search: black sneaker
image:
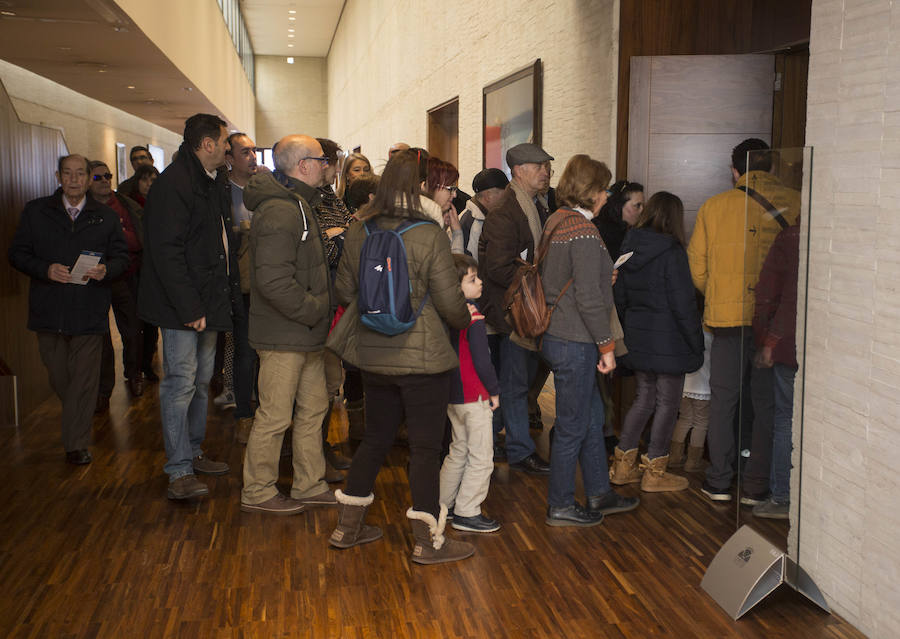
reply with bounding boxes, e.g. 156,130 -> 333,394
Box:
546,504 -> 603,527
586,490 -> 640,516
451,514 -> 501,533
701,481 -> 732,502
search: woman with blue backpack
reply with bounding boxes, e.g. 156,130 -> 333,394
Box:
326,149 -> 476,564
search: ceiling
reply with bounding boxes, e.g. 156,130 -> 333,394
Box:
0,0 -> 345,135
242,0 -> 344,57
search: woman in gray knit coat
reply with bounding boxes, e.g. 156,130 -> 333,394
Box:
540,155 -> 639,527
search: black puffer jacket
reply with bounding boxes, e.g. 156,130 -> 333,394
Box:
8,190 -> 129,335
138,142 -> 239,331
613,227 -> 703,374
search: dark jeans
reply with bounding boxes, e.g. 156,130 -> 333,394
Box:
345,370 -> 452,518
99,276 -> 142,396
37,333 -> 102,452
770,363 -> 797,503
705,328 -> 774,491
742,364 -> 775,495
618,370 -> 685,459
541,336 -> 612,508
233,294 -> 257,419
499,335 -> 539,463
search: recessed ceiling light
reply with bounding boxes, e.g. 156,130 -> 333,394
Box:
288,16 -> 295,20
1,11 -> 16,16
288,28 -> 294,32
287,57 -> 294,64
127,85 -> 135,89
287,44 -> 293,47
98,69 -> 107,73
288,34 -> 294,38
288,9 -> 296,14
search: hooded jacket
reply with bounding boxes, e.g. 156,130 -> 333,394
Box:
614,227 -> 704,374
326,206 -> 470,376
688,171 -> 801,327
9,189 -> 129,335
138,142 -> 239,331
243,172 -> 332,352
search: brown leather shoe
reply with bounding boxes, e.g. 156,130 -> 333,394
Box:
324,461 -> 345,483
167,474 -> 209,500
241,493 -> 306,515
128,376 -> 144,397
192,454 -> 229,475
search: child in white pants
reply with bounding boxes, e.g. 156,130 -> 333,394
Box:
439,255 -> 501,533
670,329 -> 712,471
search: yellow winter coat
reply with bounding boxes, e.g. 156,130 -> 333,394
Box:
687,171 -> 800,327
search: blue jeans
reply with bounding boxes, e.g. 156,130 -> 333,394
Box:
499,335 -> 538,463
542,336 -> 612,508
159,328 -> 217,481
770,363 -> 797,503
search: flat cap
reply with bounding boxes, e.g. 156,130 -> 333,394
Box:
506,143 -> 553,167
472,168 -> 510,193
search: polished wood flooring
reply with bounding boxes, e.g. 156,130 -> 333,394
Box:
0,363 -> 864,638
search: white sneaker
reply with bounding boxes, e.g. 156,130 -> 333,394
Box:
213,389 -> 236,409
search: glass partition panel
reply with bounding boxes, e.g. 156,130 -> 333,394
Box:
736,147 -> 812,563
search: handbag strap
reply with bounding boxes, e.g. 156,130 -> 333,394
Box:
736,185 -> 789,229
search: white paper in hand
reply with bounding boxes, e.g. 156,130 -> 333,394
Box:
614,251 -> 634,269
69,250 -> 102,285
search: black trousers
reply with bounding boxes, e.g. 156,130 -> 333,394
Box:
344,370 -> 452,518
99,275 -> 142,396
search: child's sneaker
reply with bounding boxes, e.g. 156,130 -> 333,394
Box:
451,513 -> 501,533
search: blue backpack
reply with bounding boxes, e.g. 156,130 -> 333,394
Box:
358,219 -> 431,335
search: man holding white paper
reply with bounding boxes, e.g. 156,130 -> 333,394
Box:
8,153 -> 129,465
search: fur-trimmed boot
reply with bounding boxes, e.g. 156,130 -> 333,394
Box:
407,504 -> 475,565
684,446 -> 708,472
609,447 -> 643,485
668,439 -> 686,468
639,454 -> 689,492
329,490 -> 383,549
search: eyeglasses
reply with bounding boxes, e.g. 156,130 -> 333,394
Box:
92,173 -> 113,181
302,156 -> 330,165
441,185 -> 458,195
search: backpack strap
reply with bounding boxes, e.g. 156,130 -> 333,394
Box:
736,185 -> 789,229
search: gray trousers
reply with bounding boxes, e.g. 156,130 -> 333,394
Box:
37,332 -> 103,452
704,328 -> 774,492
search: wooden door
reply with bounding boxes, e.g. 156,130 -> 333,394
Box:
627,54 -> 774,236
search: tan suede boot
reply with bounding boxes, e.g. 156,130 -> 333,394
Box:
609,447 -> 643,485
236,417 -> 253,445
407,505 -> 475,565
329,490 -> 382,549
668,439 -> 686,468
640,454 -> 689,492
684,446 -> 708,472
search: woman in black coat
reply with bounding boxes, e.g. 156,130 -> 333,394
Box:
609,192 -> 703,492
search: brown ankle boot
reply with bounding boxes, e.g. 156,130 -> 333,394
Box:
640,454 -> 689,492
346,400 -> 365,444
407,505 -> 475,565
668,439 -> 686,468
329,490 -> 382,549
236,417 -> 253,445
684,445 -> 708,472
609,447 -> 643,485
324,460 -> 345,483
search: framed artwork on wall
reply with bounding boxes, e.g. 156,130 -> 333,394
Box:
482,59 -> 542,175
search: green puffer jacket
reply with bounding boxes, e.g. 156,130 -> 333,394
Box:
327,208 -> 470,375
244,172 -> 332,352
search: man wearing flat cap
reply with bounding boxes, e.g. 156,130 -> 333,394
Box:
477,142 -> 553,475
460,168 -> 509,261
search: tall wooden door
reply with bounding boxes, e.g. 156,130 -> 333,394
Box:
627,54 -> 774,236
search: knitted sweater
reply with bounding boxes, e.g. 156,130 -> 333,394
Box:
541,208 -> 614,351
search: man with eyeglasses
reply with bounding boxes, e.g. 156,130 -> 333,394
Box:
118,145 -> 154,200
88,160 -> 146,407
139,113 -> 239,500
239,134 -> 337,515
9,154 -> 129,465
478,142 -> 555,475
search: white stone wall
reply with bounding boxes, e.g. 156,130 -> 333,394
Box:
254,55 -> 328,148
326,0 -> 619,190
803,1 -> 900,637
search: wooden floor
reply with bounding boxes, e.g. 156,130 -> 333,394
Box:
0,365 -> 864,639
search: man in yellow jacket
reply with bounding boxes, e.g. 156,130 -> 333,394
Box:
688,139 -> 800,503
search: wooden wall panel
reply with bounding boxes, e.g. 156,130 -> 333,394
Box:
0,78 -> 68,423
617,0 -> 812,177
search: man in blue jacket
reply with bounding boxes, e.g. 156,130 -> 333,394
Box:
139,113 -> 240,500
9,154 -> 129,465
